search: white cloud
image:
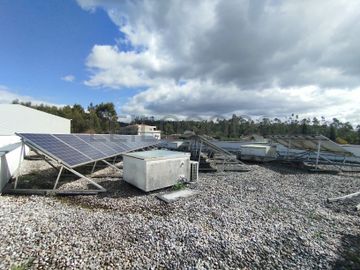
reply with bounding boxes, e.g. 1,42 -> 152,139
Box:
84,45 -> 173,88
61,75 -> 76,82
77,0 -> 360,123
122,81 -> 360,124
0,85 -> 62,107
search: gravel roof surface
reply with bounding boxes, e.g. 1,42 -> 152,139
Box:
1,158 -> 360,269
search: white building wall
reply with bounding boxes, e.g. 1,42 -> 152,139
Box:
138,131 -> 161,140
0,136 -> 31,193
137,124 -> 161,139
0,104 -> 71,192
0,144 -> 25,193
0,104 -> 71,135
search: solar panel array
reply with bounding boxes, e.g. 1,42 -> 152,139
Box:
267,135 -> 352,156
17,133 -> 160,168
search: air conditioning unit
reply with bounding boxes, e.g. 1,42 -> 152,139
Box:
189,161 -> 199,182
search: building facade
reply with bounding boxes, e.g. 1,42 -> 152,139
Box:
0,104 -> 71,135
0,104 -> 71,193
137,124 -> 161,139
119,124 -> 161,140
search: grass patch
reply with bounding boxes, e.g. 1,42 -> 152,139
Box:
313,231 -> 323,239
10,257 -> 35,270
56,197 -> 102,211
268,206 -> 280,214
172,182 -> 186,191
308,210 -> 323,221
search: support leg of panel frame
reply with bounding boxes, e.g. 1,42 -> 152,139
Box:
102,159 -> 122,171
113,156 -> 117,165
31,149 -> 59,172
328,190 -> 360,202
14,142 -> 25,189
343,157 -> 347,164
286,139 -> 291,160
91,161 -> 97,174
222,155 -> 226,172
66,167 -> 106,192
53,166 -> 64,190
198,141 -> 203,164
44,157 -> 60,172
315,140 -> 321,170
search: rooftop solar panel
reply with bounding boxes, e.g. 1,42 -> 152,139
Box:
93,135 -> 127,153
267,134 -> 352,156
54,134 -> 106,160
109,135 -> 133,151
19,133 -> 91,167
75,134 -> 118,156
17,133 -> 160,168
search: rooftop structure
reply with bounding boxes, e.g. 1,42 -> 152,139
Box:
9,133 -> 160,194
0,104 -> 71,193
119,124 -> 161,140
123,150 -> 193,192
0,104 -> 71,135
267,135 -> 351,156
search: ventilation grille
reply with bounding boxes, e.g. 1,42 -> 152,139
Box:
190,161 -> 199,181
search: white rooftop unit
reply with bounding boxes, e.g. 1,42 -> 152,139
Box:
165,140 -> 185,150
240,144 -> 277,162
123,150 -> 191,192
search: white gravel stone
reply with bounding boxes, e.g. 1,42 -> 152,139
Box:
0,159 -> 359,269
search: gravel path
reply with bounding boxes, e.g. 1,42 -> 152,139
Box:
0,159 -> 359,269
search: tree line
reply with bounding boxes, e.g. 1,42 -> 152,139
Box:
12,100 -> 360,144
134,114 -> 360,144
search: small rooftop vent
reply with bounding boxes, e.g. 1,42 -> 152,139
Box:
190,161 -> 199,182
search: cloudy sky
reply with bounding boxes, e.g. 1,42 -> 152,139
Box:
1,0 -> 360,122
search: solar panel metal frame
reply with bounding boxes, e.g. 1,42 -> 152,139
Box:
12,137 -> 108,193
16,133 -> 161,168
12,133 -> 159,195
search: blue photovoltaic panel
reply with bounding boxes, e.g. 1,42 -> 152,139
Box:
17,133 -> 160,168
19,133 -> 91,167
112,135 -> 134,151
114,135 -> 153,151
75,134 -> 118,156
94,135 -> 129,152
54,134 -> 106,160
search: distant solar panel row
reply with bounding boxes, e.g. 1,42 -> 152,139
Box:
17,133 -> 160,168
267,135 -> 352,156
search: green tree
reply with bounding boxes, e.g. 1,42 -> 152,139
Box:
70,104 -> 87,133
329,125 -> 337,141
94,102 -> 118,133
